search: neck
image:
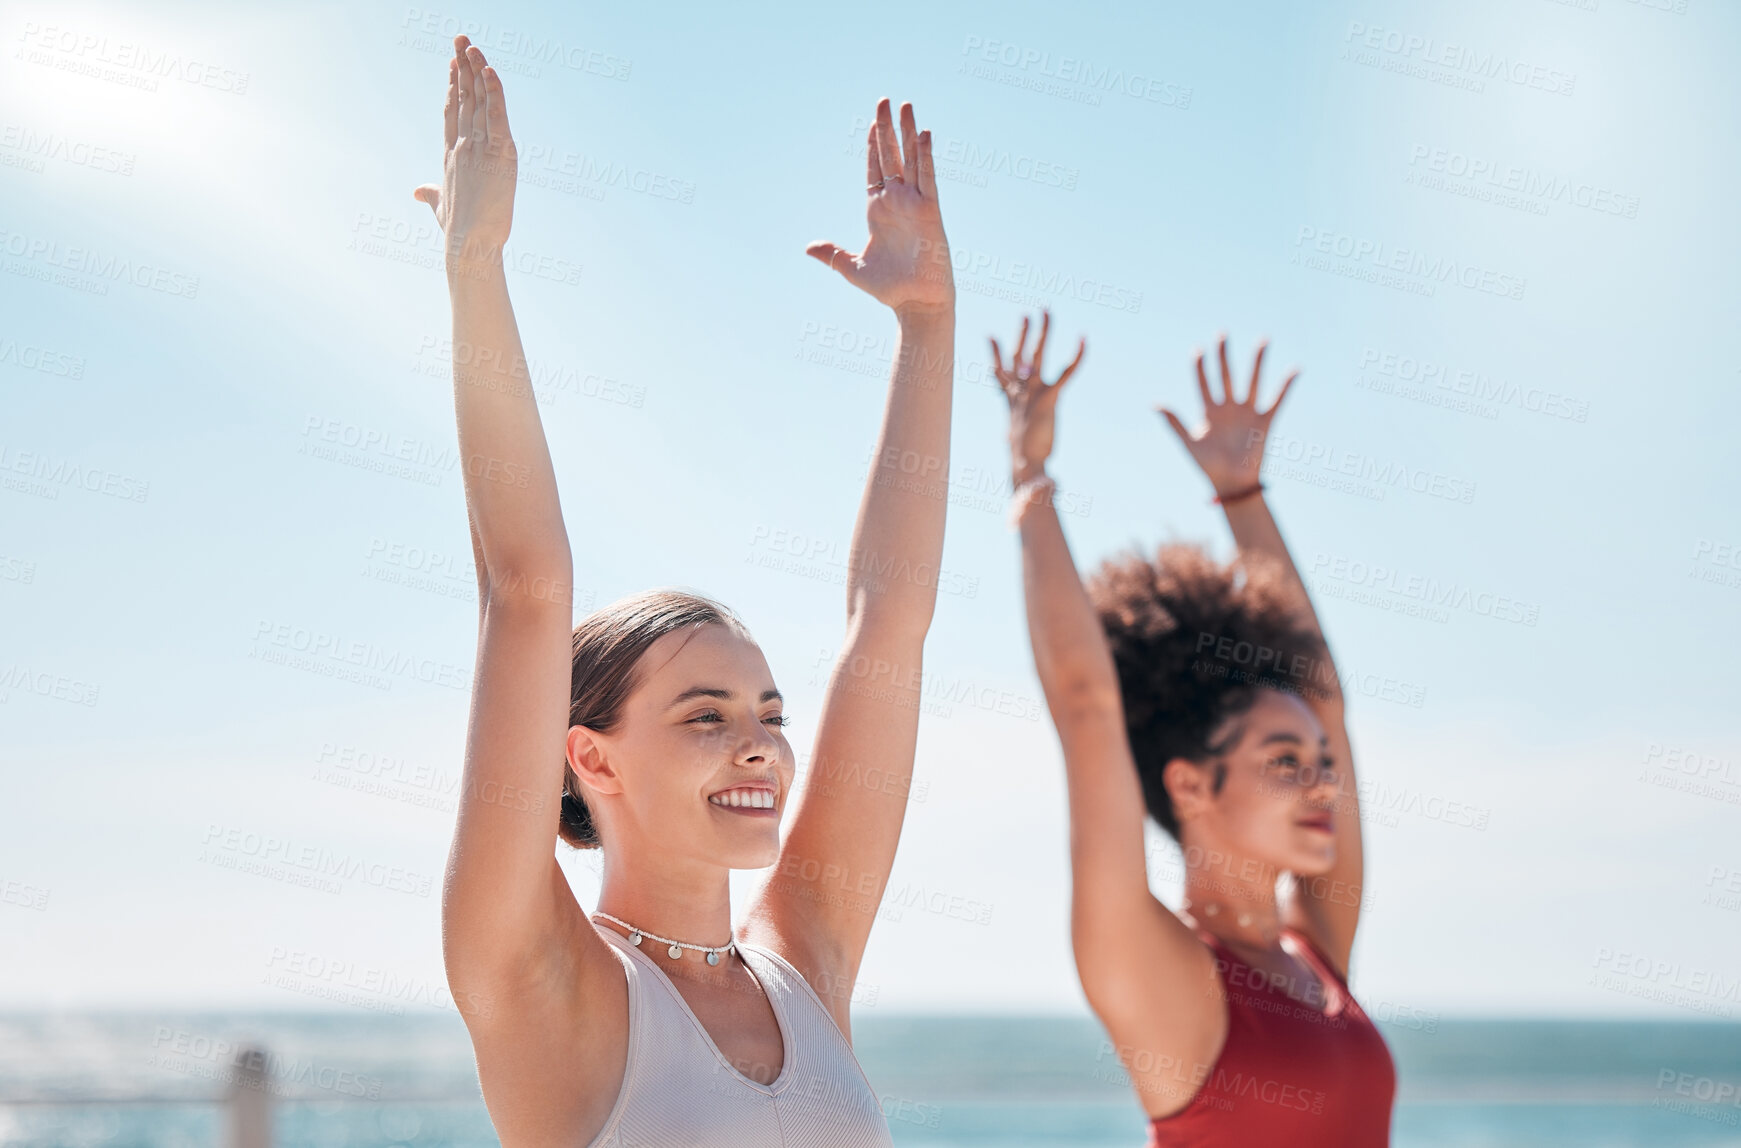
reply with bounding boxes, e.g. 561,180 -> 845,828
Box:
592,844 -> 736,952
1178,842 -> 1284,950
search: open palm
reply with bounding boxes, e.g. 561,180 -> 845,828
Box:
1158,335 -> 1298,496
807,99 -> 953,313
991,311 -> 1086,479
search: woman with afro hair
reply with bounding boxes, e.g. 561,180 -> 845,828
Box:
991,314 -> 1396,1146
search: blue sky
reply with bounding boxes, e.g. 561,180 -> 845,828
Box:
3,0 -> 1737,1018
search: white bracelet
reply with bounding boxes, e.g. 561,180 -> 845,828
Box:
1007,475 -> 1056,530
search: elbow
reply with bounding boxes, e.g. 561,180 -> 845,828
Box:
1048,675 -> 1123,722
482,550 -> 577,612
846,588 -> 937,645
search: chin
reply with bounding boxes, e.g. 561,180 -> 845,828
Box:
712,836 -> 781,871
1288,845 -> 1337,878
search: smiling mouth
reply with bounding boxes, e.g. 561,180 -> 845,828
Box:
708,787 -> 777,814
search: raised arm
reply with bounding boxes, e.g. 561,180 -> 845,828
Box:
1158,336 -> 1366,976
744,100 -> 954,1031
995,314 -> 1225,1117
414,38 -> 601,1016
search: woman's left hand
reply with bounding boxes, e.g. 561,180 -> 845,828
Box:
1158,335 -> 1298,497
807,99 -> 954,316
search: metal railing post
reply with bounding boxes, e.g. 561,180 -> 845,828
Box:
225,1044 -> 272,1148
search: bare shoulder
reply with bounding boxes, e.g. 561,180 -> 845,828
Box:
460,873 -> 634,1148
736,912 -> 856,1039
1089,917 -> 1229,1120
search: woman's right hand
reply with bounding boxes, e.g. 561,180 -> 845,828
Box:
413,35 -> 517,259
991,310 -> 1086,482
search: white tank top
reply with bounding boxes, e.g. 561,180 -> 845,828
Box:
584,928 -> 895,1147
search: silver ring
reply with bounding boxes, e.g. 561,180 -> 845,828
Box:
885,173 -> 904,183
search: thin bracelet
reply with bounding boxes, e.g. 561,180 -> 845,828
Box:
1212,481 -> 1264,506
1007,475 -> 1056,530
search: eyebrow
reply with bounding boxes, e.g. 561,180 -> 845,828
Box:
665,686 -> 783,709
1258,732 -> 1330,747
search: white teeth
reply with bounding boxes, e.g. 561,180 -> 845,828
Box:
710,788 -> 773,809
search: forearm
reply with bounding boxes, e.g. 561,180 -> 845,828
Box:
1221,493 -> 1337,683
1016,501 -> 1156,926
844,304 -> 955,637
1016,473 -> 1121,705
447,249 -> 573,600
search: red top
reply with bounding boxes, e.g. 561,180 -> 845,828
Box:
1144,926 -> 1396,1147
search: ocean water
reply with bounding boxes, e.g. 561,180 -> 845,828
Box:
2,1014 -> 1739,1148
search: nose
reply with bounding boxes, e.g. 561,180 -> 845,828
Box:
735,719 -> 781,767
1303,765 -> 1340,798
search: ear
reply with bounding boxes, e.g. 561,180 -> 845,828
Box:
1162,757 -> 1214,824
567,726 -> 623,797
